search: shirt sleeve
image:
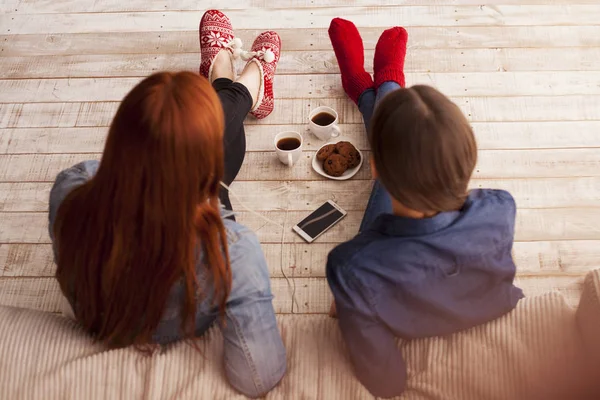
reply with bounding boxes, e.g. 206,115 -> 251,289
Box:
219,231 -> 287,398
48,160 -> 100,243
327,255 -> 407,398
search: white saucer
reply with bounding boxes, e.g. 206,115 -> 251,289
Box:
312,141 -> 364,181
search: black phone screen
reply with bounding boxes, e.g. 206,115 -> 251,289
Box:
297,202 -> 345,239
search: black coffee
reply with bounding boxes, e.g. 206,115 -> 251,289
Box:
311,112 -> 336,126
277,137 -> 301,151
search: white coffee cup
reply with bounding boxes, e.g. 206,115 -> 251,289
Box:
274,131 -> 303,167
309,106 -> 341,141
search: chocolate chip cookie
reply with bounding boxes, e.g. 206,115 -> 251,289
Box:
323,153 -> 349,177
316,143 -> 336,162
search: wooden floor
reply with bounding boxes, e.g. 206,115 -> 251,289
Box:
1,1 -> 600,314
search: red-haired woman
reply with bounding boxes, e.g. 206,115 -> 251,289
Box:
48,10 -> 285,398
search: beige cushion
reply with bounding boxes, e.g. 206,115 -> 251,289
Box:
0,287 -> 596,400
577,270 -> 600,384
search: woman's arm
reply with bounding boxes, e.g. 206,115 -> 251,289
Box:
219,230 -> 286,398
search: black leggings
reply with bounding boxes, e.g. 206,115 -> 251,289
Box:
213,78 -> 253,220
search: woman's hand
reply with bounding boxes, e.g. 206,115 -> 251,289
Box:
329,301 -> 338,318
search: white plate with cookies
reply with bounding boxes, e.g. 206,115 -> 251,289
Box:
312,140 -> 364,181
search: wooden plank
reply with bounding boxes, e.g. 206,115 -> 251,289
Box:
2,207 -> 600,244
2,177 -> 600,213
0,278 -> 64,313
5,72 -> 600,103
0,102 -> 86,128
460,95 -> 600,122
4,26 -> 600,58
306,5 -> 600,28
3,121 -> 600,155
0,152 -> 373,181
2,6 -> 599,34
0,210 -> 362,244
0,244 -> 56,277
0,274 -> 585,314
0,127 -> 109,154
2,148 -> 600,183
513,241 -> 600,275
3,48 -> 600,79
2,96 -> 600,130
3,240 -> 600,279
516,208 -> 600,241
4,0 -> 598,14
0,0 -> 19,13
468,121 -> 600,150
0,182 -> 52,212
469,177 -> 600,209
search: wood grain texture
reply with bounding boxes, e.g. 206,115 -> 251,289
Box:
1,0 -> 599,316
3,121 -> 600,154
2,96 -> 600,131
4,26 -> 600,58
2,207 -> 600,245
3,48 -> 600,80
1,210 -> 364,244
3,240 -> 600,279
0,152 -> 375,181
5,72 -> 600,104
2,177 -> 600,213
2,148 -> 599,183
0,274 -> 585,314
4,0 -> 598,14
2,6 -> 599,34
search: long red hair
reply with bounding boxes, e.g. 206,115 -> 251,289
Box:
54,72 -> 231,348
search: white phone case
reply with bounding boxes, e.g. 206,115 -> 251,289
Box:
292,200 -> 347,243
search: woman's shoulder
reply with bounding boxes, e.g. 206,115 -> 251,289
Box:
49,160 -> 100,240
50,161 -> 100,207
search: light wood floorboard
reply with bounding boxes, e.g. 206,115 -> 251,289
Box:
0,2 -> 599,315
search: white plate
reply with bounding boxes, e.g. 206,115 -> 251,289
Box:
312,141 -> 364,181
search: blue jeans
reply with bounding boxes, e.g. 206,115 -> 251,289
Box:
358,81 -> 402,232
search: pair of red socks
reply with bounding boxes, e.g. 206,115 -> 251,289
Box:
328,18 -> 408,104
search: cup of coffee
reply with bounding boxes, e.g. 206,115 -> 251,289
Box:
309,106 -> 341,141
274,131 -> 303,167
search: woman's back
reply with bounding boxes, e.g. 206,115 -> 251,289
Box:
48,71 -> 286,397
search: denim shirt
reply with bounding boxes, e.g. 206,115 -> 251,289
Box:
326,189 -> 524,398
48,161 -> 286,397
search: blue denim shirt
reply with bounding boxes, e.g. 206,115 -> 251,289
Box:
48,161 -> 286,397
326,189 -> 524,398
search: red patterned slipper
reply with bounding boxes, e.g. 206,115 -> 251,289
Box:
199,9 -> 243,81
241,31 -> 281,119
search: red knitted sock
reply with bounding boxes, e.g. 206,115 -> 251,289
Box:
374,27 -> 408,88
328,18 -> 374,105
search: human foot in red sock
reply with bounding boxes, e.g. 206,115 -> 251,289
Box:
374,27 -> 408,88
328,18 -> 374,105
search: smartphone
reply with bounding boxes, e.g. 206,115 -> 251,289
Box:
293,200 -> 347,243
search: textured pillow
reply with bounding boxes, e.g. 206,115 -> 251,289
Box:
0,291 -> 594,399
400,293 -> 590,400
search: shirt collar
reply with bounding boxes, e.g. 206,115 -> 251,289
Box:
370,209 -> 462,237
